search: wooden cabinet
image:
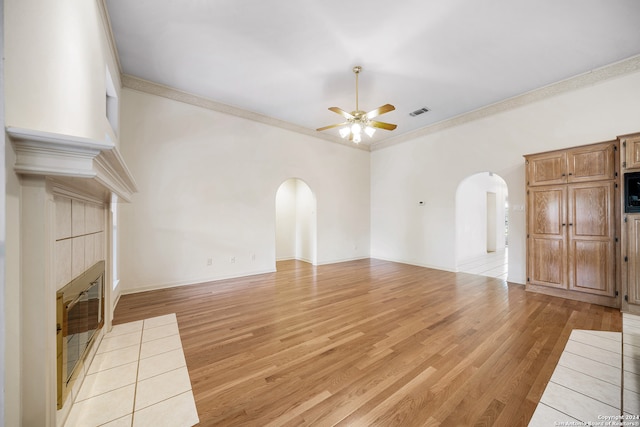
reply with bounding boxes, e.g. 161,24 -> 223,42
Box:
626,215 -> 640,305
621,133 -> 640,170
621,132 -> 640,313
528,182 -> 615,296
525,141 -> 619,307
527,141 -> 616,186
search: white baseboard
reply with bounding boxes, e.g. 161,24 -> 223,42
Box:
368,255 -> 457,272
120,268 -> 277,295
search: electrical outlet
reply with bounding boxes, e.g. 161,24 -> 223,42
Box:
230,256 -> 236,264
251,253 -> 256,261
207,258 -> 212,266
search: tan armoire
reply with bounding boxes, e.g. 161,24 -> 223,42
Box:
524,140 -> 620,308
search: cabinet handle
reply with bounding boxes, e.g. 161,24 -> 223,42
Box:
562,223 -> 566,226
568,173 -> 573,176
561,173 -> 566,177
569,223 -> 573,226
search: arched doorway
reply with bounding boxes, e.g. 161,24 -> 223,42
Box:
275,178 -> 317,267
455,172 -> 509,279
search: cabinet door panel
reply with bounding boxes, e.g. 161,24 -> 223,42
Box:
568,182 -> 615,296
627,215 -> 640,304
628,216 -> 640,305
570,184 -> 611,238
569,240 -> 613,295
527,153 -> 566,186
528,186 -> 567,288
530,187 -> 565,235
625,135 -> 640,170
530,238 -> 565,288
568,142 -> 615,183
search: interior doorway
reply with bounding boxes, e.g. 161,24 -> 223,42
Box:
275,178 -> 317,267
455,172 -> 509,280
486,192 -> 497,252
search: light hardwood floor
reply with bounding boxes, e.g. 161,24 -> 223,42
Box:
113,259 -> 622,426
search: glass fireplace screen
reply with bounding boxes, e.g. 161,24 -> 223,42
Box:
56,260 -> 105,408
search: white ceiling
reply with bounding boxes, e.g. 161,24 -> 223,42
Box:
105,0 -> 640,145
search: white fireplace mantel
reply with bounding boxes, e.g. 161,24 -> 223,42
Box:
7,126 -> 138,201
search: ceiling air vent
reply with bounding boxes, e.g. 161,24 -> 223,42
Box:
409,107 -> 430,117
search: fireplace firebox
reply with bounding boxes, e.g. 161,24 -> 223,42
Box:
56,261 -> 105,409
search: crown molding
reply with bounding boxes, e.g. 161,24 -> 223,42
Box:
121,55 -> 640,154
370,54 -> 640,151
121,74 -> 370,152
7,127 -> 138,202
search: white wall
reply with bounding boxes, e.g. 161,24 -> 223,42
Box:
4,0 -> 121,144
118,89 -> 370,292
0,0 -> 5,421
371,70 -> 640,284
456,172 -> 508,263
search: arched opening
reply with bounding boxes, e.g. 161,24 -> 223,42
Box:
275,178 -> 317,268
455,172 -> 509,280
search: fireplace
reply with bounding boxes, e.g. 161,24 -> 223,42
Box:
6,127 -> 137,425
56,260 -> 105,409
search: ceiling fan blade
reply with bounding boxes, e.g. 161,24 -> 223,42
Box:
316,122 -> 349,132
366,104 -> 395,119
328,107 -> 354,120
370,120 -> 397,131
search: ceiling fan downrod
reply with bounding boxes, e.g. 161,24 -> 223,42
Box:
353,65 -> 361,112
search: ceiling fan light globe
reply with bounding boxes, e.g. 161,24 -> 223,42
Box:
339,127 -> 350,138
353,133 -> 361,143
365,126 -> 376,137
351,123 -> 362,135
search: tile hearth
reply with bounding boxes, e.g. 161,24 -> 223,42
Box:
64,314 -> 199,427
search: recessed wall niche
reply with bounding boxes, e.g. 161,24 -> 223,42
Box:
275,178 -> 317,264
105,66 -> 119,135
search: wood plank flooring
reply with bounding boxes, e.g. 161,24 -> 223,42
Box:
113,259 -> 622,426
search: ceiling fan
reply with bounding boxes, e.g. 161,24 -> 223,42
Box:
316,66 -> 397,143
